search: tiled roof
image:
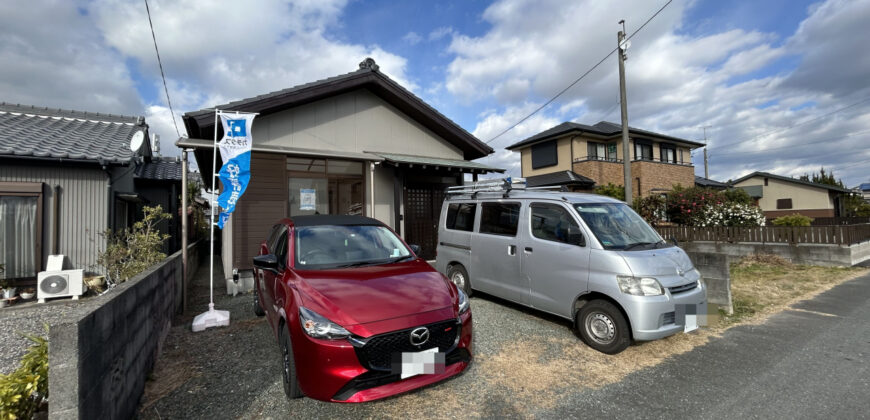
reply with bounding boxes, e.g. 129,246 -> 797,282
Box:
525,170 -> 595,188
136,158 -> 184,181
694,176 -> 729,189
181,58 -> 493,160
0,102 -> 148,164
506,121 -> 704,150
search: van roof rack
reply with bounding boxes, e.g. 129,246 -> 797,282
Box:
446,177 -> 562,198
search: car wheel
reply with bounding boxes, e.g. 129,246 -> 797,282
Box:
447,264 -> 472,297
279,325 -> 303,399
253,292 -> 265,317
576,300 -> 630,354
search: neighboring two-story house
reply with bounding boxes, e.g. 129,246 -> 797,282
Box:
730,171 -> 850,218
506,121 -> 704,198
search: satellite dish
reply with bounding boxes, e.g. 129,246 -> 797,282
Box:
129,130 -> 145,152
619,39 -> 631,51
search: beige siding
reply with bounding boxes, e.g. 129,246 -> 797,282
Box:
369,164 -> 395,227
520,137 -> 572,176
253,90 -> 463,160
734,176 -> 834,211
0,164 -> 108,273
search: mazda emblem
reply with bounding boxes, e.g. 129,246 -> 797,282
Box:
409,327 -> 430,346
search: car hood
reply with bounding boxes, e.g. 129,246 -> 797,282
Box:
617,246 -> 696,287
296,259 -> 455,326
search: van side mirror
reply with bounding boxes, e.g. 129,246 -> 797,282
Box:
567,225 -> 586,247
668,237 -> 679,247
253,254 -> 278,270
409,244 -> 422,255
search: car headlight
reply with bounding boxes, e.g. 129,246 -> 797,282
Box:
298,307 -> 350,339
457,289 -> 470,314
617,275 -> 664,296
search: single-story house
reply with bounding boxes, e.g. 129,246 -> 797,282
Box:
695,175 -> 728,190
730,171 -> 851,218
505,121 -> 704,198
0,102 -> 182,286
177,58 -> 502,275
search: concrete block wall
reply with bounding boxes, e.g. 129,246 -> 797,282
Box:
680,241 -> 861,267
685,251 -> 732,314
49,241 -> 203,419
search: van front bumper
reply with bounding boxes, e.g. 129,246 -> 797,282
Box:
621,282 -> 707,341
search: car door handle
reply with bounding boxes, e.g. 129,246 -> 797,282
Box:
508,245 -> 516,256
524,247 -> 533,253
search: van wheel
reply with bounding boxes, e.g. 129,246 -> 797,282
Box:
280,326 -> 303,399
447,264 -> 472,297
576,300 -> 630,354
253,292 -> 265,317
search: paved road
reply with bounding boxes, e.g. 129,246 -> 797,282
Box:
141,265 -> 870,419
555,272 -> 870,419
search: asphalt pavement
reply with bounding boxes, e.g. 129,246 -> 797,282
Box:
554,271 -> 870,419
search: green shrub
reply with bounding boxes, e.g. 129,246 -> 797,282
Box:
98,205 -> 171,285
0,327 -> 48,419
633,195 -> 666,225
594,183 -> 625,201
772,213 -> 813,227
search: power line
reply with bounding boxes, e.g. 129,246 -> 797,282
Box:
707,96 -> 870,151
485,0 -> 674,145
144,0 -> 182,138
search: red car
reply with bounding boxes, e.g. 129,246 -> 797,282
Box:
252,215 -> 472,402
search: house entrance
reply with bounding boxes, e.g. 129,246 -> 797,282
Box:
403,183 -> 447,260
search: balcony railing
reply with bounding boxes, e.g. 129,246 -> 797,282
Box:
574,156 -> 692,166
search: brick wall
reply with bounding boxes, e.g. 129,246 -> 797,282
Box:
573,160 -> 624,186
631,161 -> 695,198
573,160 -> 695,197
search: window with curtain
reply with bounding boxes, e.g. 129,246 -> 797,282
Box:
0,196 -> 39,280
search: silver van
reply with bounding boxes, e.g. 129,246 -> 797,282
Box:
435,179 -> 706,354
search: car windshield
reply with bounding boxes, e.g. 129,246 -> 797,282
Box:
572,203 -> 667,251
295,225 -> 413,269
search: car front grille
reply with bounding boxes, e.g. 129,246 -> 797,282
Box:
662,311 -> 675,325
353,319 -> 460,371
669,281 -> 698,295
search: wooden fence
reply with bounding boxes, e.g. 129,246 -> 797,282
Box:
657,224 -> 870,245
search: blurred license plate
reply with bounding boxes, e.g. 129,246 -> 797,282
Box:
393,347 -> 446,379
677,302 -> 705,333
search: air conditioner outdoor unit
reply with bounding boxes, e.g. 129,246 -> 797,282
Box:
37,255 -> 84,303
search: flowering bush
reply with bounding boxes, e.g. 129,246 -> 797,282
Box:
695,202 -> 766,227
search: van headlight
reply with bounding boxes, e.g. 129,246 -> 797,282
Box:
617,275 -> 664,296
299,307 -> 350,339
457,289 -> 470,314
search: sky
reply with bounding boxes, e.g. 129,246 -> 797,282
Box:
1,0 -> 869,186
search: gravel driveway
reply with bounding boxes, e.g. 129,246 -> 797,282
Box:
139,258 -> 720,419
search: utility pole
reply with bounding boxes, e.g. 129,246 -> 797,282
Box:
701,125 -> 712,179
618,20 -> 631,201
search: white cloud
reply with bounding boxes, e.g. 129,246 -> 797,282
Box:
429,26 -> 454,41
403,31 -> 423,45
443,0 -> 870,186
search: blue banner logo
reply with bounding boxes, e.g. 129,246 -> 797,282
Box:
215,113 -> 256,229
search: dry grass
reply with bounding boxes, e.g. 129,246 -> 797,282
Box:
380,258 -> 867,418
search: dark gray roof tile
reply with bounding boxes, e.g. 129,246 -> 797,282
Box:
0,102 -> 148,164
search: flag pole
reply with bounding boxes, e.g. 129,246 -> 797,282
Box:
192,108 -> 231,332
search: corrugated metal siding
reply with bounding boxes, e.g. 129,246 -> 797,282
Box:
0,164 -> 108,272
232,153 -> 287,270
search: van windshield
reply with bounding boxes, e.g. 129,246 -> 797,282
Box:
572,203 -> 667,250
295,225 -> 413,269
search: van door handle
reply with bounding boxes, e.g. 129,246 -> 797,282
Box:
508,245 -> 516,256
524,247 -> 533,253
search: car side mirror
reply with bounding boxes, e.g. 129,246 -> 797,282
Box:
253,254 -> 278,270
567,225 -> 586,247
409,244 -> 422,255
